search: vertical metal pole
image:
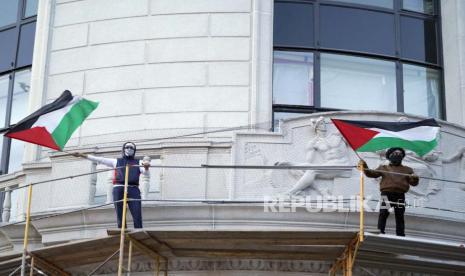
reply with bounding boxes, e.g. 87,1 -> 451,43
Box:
29,257 -> 34,276
21,184 -> 33,276
359,170 -> 365,242
127,240 -> 133,275
156,256 -> 160,276
117,164 -> 130,276
347,244 -> 353,276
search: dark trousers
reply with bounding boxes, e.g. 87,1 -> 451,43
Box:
378,192 -> 405,236
113,185 -> 142,228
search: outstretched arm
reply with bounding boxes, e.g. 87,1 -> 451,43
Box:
358,160 -> 383,178
73,153 -> 117,168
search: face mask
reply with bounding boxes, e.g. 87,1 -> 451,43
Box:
124,147 -> 135,157
388,154 -> 403,166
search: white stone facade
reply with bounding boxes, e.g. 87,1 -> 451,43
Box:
0,0 -> 464,275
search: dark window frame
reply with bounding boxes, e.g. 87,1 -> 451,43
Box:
272,0 -> 445,128
0,0 -> 37,176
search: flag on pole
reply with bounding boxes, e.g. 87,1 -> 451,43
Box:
331,118 -> 440,157
3,90 -> 98,151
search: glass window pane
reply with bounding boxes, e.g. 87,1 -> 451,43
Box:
25,0 -> 39,18
273,1 -> 314,47
401,16 -> 437,63
10,69 -> 31,125
0,138 -> 3,173
0,75 -> 9,128
0,29 -> 17,73
402,0 -> 435,15
320,6 -> 395,56
0,0 -> 19,28
321,54 -> 397,112
327,0 -> 393,9
8,139 -> 25,173
16,22 -> 36,68
403,64 -> 441,118
273,112 -> 310,129
273,51 -> 314,106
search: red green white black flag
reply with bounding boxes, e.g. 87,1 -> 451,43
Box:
331,118 -> 440,157
3,90 -> 98,151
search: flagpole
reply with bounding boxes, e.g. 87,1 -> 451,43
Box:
358,166 -> 365,242
117,164 -> 130,276
21,184 -> 33,276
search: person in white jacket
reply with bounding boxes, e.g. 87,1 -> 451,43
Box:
75,142 -> 149,228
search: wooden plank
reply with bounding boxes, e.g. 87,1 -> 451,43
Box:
160,238 -> 353,247
127,236 -> 168,262
172,248 -> 341,260
30,254 -> 71,276
147,230 -> 357,240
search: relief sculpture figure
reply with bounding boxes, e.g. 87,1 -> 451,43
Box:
275,117 -> 351,195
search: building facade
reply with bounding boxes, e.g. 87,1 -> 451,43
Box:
0,0 -> 464,275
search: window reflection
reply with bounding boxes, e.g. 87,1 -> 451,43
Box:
321,54 -> 397,112
10,69 -> 31,125
402,0 -> 435,15
0,29 -> 17,73
16,22 -> 36,68
7,139 -> 25,173
25,0 -> 39,18
0,0 -> 19,28
320,5 -> 395,56
273,51 -> 314,106
327,0 -> 393,9
403,64 -> 441,118
401,16 -> 437,64
273,1 -> 314,47
0,75 -> 9,128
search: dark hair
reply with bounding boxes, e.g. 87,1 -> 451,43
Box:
386,147 -> 405,159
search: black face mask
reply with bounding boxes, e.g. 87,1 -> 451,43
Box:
388,155 -> 403,166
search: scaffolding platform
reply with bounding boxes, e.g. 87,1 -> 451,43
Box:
1,230 -> 464,275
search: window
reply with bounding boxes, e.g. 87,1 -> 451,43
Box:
10,69 -> 31,125
0,75 -> 9,128
402,0 -> 435,15
0,0 -> 19,28
0,0 -> 37,175
273,1 -> 314,48
403,64 -> 441,118
327,0 -> 393,9
273,51 -> 314,106
400,16 -> 437,64
25,0 -> 39,18
272,0 -> 443,124
0,29 -> 17,72
320,5 -> 395,56
16,22 -> 36,68
321,54 -> 397,112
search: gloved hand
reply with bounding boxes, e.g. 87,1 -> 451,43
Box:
358,159 -> 368,170
408,174 -> 419,184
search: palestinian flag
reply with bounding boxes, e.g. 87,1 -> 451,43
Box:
3,90 -> 98,151
331,118 -> 440,157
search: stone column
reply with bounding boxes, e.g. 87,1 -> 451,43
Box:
2,188 -> 11,223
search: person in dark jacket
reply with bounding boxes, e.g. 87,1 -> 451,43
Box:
359,147 -> 419,236
74,142 -> 149,228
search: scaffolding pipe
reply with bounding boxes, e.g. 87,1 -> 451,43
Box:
117,164 -> 130,276
21,184 -> 33,276
127,241 -> 133,275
